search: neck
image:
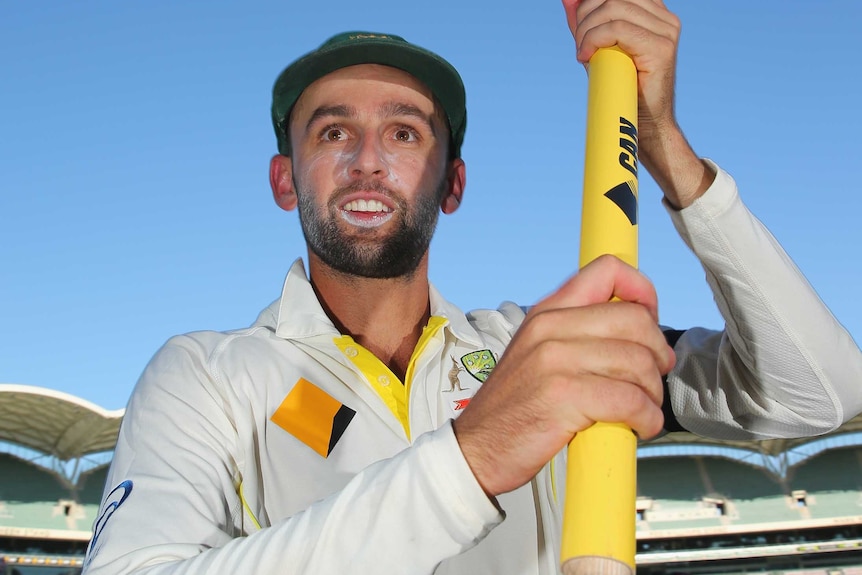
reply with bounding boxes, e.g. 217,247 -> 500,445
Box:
308,253 -> 432,381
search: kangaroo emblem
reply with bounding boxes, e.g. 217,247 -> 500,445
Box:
445,356 -> 469,392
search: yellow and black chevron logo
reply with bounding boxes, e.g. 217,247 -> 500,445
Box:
271,378 -> 356,458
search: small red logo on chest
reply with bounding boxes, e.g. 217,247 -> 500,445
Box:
453,398 -> 471,411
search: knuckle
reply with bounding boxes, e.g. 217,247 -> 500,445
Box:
620,382 -> 650,413
520,310 -> 552,343
620,1 -> 639,20
627,390 -> 662,434
630,301 -> 654,323
533,338 -> 567,367
545,373 -> 573,407
658,35 -> 677,56
630,23 -> 651,44
629,343 -> 657,372
616,301 -> 655,331
595,253 -> 620,267
667,13 -> 681,34
643,408 -> 666,439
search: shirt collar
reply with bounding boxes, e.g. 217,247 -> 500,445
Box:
253,258 -> 484,347
428,283 -> 484,347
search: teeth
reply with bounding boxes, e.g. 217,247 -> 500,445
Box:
344,199 -> 391,213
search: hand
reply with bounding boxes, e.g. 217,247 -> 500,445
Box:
562,0 -> 680,142
452,255 -> 675,497
561,0 -> 714,208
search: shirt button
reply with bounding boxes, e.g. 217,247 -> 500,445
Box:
377,375 -> 391,387
344,346 -> 358,358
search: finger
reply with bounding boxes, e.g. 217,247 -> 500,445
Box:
531,320 -> 673,405
536,335 -> 667,406
533,255 -> 659,319
578,19 -> 678,66
565,372 -> 665,439
574,0 -> 680,62
560,0 -> 581,37
576,0 -> 678,35
515,305 -> 676,376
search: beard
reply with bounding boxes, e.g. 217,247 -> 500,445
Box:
294,176 -> 447,279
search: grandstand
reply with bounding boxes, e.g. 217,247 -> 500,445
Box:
0,385 -> 120,575
637,423 -> 862,574
1,383 -> 861,575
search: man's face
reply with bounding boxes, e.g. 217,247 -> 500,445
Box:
287,64 -> 453,279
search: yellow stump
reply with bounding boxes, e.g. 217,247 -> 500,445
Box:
560,46 -> 639,575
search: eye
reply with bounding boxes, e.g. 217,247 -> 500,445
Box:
324,127 -> 346,142
394,128 -> 418,143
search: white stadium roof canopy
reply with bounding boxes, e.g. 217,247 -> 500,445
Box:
646,412 -> 862,457
0,384 -> 124,461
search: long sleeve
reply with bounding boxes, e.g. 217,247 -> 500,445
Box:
664,160 -> 862,440
82,334 -> 502,575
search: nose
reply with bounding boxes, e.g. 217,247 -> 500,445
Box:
348,132 -> 389,180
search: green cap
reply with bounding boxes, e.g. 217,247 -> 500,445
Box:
271,31 -> 466,158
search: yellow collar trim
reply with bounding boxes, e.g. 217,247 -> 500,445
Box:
333,316 -> 448,440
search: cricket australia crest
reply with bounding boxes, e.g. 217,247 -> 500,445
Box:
460,350 -> 497,383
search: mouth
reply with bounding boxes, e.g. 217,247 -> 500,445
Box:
339,195 -> 396,228
342,198 -> 392,214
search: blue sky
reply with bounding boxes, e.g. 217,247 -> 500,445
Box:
2,1 -> 861,410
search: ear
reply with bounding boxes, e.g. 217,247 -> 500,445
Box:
270,154 -> 297,211
440,158 -> 466,215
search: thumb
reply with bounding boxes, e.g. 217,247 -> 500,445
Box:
533,255 -> 660,322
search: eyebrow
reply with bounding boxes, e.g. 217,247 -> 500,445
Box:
304,104 -> 356,133
379,102 -> 438,137
303,101 -> 438,137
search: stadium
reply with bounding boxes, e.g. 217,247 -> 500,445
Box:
1,383 -> 861,575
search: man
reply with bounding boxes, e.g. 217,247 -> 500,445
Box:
83,1 -> 862,574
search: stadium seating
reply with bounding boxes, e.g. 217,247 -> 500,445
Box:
3,386 -> 862,574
